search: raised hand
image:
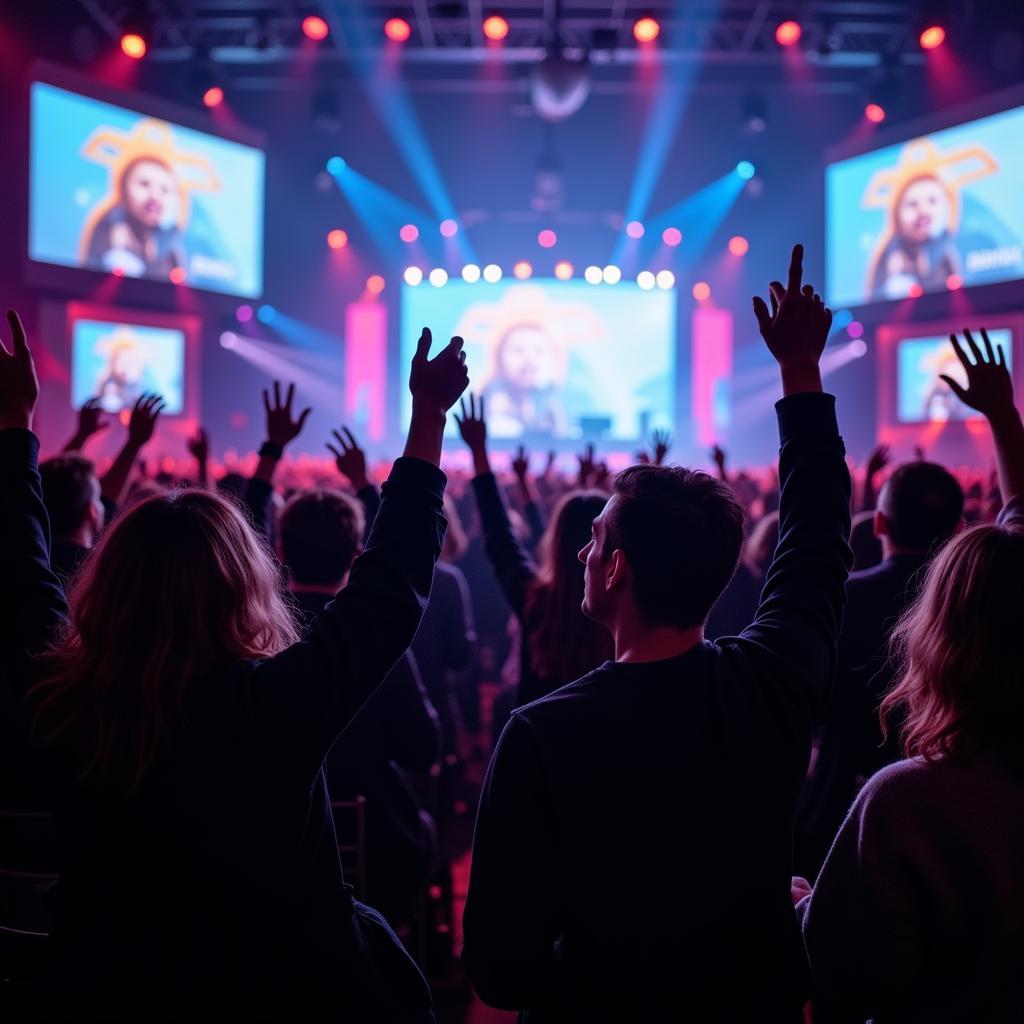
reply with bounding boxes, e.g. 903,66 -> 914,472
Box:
187,427 -> 210,463
512,445 -> 529,483
594,461 -> 611,489
752,244 -> 832,395
409,327 -> 469,413
635,450 -> 651,465
128,393 -> 166,449
263,381 -> 311,448
327,426 -> 369,489
651,429 -> 672,466
578,442 -> 596,486
940,328 -> 1015,422
865,444 -> 890,480
0,309 -> 38,431
455,394 -> 487,454
79,397 -> 109,440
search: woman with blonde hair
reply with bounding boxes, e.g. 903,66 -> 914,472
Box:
798,329 -> 1024,1022
0,313 -> 468,1020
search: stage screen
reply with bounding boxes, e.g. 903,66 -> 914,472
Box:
827,103 -> 1024,307
30,80 -> 264,297
897,329 -> 1013,424
71,317 -> 186,416
400,280 -> 676,441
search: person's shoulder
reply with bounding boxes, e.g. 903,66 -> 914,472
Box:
512,664 -> 614,723
856,757 -> 942,812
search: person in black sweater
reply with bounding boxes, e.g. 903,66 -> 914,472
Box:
462,246 -> 852,1022
276,486 -> 441,926
0,314 -> 468,1020
796,459 -> 964,877
455,396 -> 614,707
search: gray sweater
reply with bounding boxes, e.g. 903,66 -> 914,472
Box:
800,754 -> 1024,1023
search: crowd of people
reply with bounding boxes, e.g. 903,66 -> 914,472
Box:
2,244 -> 1023,1022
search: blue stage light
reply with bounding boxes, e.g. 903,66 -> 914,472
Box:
326,156 -> 346,176
833,309 -> 854,330
257,304 -> 277,324
736,160 -> 756,180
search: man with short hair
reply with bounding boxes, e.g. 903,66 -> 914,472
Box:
40,455 -> 106,582
463,246 -> 851,1021
796,459 -> 964,876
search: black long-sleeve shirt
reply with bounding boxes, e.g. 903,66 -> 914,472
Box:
462,393 -> 852,1022
0,428 -> 446,1016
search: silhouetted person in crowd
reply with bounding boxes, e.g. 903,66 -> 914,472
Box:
462,246 -> 852,1021
40,394 -> 165,582
276,485 -> 440,926
797,458 -> 964,876
0,311 -> 467,1020
455,395 -> 614,707
798,328 -> 1024,1023
706,509 -> 780,639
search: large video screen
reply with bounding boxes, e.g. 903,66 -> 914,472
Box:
30,80 -> 264,298
72,317 -> 186,416
897,329 -> 1013,423
827,104 -> 1024,307
400,280 -> 676,441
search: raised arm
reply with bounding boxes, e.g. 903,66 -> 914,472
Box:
242,381 -> 311,537
739,245 -> 853,715
457,394 -> 538,618
186,427 -> 210,488
0,309 -> 69,686
62,397 -> 108,453
941,328 -> 1024,507
100,393 -> 165,506
512,445 -> 546,547
250,328 -> 468,753
860,444 -> 890,512
328,425 -> 380,541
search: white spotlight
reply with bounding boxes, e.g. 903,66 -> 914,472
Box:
602,265 -> 622,284
429,268 -> 449,287
483,263 -> 503,283
636,271 -> 656,290
656,270 -> 676,290
220,332 -> 237,350
462,263 -> 481,283
584,265 -> 603,284
403,266 -> 423,286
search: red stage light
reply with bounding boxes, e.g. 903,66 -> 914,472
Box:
120,33 -> 147,59
202,86 -> 224,109
865,103 -> 886,124
538,229 -> 557,248
920,25 -> 946,50
302,16 -> 329,41
366,274 -> 386,295
946,273 -> 963,291
483,15 -> 510,41
728,236 -> 749,256
663,227 -> 682,247
384,18 -> 411,43
327,229 -> 349,250
633,18 -> 660,44
400,224 -> 419,243
169,267 -> 186,284
775,20 -> 802,46
692,281 -> 711,302
908,283 -> 924,298
111,267 -> 125,277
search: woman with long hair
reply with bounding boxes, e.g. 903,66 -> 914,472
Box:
0,313 -> 468,1019
798,329 -> 1024,1022
456,394 -> 613,705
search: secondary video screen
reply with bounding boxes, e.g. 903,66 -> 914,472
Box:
827,103 -> 1024,307
401,279 -> 676,441
71,317 -> 186,416
897,329 -> 1013,423
30,80 -> 264,298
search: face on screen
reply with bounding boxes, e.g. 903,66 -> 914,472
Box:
124,159 -> 175,228
499,325 -> 557,389
896,178 -> 950,243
